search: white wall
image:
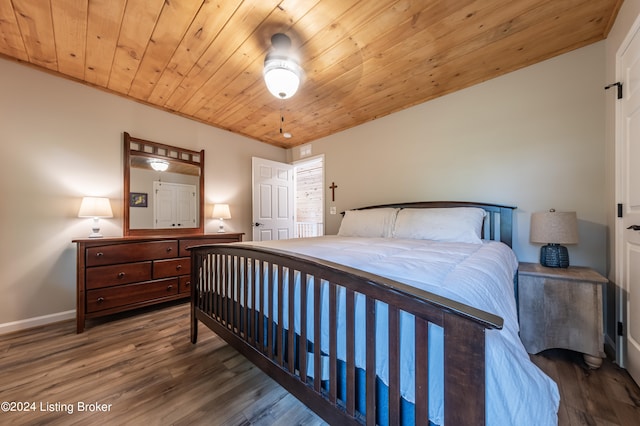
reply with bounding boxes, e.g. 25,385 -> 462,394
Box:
0,58 -> 286,328
291,42 -> 607,275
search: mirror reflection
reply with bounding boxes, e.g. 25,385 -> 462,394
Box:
123,132 -> 205,236
129,156 -> 200,229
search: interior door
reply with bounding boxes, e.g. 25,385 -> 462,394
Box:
252,157 -> 294,241
619,19 -> 640,386
153,181 -> 197,229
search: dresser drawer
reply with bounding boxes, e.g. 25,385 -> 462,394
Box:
86,240 -> 178,266
154,257 -> 190,279
86,262 -> 152,290
179,237 -> 240,257
86,278 -> 179,312
179,275 -> 191,294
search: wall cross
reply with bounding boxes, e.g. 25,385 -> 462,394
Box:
329,182 -> 338,202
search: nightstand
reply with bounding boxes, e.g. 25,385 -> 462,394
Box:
517,262 -> 607,368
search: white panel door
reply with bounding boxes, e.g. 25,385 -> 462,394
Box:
619,18 -> 640,386
252,157 -> 294,241
153,181 -> 197,229
154,182 -> 175,229
175,185 -> 197,227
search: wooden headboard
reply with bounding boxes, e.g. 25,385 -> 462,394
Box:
352,201 -> 516,248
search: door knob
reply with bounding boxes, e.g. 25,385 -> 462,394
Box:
254,222 -> 264,227
627,225 -> 640,231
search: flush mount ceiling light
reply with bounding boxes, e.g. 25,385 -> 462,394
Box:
263,33 -> 303,99
149,159 -> 169,172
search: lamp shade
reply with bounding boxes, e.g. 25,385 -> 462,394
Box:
78,197 -> 113,218
530,210 -> 578,244
212,203 -> 231,220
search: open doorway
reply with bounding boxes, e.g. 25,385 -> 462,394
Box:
294,156 -> 324,237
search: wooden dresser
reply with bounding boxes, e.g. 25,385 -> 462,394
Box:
74,233 -> 243,333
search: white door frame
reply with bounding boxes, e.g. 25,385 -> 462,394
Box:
293,154 -> 325,237
615,13 -> 640,370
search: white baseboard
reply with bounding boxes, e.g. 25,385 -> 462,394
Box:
0,310 -> 75,335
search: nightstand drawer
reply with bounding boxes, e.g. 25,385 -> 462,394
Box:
86,240 -> 178,266
153,257 -> 190,279
86,262 -> 152,289
86,278 -> 179,312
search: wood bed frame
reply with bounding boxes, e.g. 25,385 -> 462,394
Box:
190,201 -> 516,425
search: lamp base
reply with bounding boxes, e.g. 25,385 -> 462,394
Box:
540,244 -> 570,268
88,219 -> 103,238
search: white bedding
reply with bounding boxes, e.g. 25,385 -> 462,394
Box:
244,236 -> 560,425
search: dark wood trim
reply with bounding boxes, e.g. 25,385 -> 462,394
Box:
123,132 -> 205,237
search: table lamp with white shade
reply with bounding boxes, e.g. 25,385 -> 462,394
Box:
78,197 -> 113,238
212,203 -> 231,233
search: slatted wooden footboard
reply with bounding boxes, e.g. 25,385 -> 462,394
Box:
189,202 -> 514,425
190,246 -> 504,425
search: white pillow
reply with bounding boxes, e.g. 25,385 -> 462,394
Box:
392,207 -> 486,243
337,208 -> 399,238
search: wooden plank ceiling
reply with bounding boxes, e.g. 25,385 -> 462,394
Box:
0,0 -> 623,148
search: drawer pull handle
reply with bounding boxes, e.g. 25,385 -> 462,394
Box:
167,285 -> 173,291
166,247 -> 172,252
176,265 -> 182,270
117,272 -> 125,278
96,252 -> 104,257
97,297 -> 105,304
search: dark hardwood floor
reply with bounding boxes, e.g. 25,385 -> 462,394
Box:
1,302 -> 638,425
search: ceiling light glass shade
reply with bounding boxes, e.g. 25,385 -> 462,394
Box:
149,159 -> 169,172
263,54 -> 302,99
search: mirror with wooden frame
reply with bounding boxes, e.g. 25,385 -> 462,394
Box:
123,132 -> 205,236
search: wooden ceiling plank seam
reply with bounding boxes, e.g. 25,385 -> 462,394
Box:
120,0 -> 168,97
163,0 -> 282,112
85,0 -> 127,87
0,0 -> 28,60
11,0 -> 57,71
175,0 -> 296,117
106,0 -> 165,94
146,1 -> 244,106
50,0 -> 87,81
127,0 -> 205,101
